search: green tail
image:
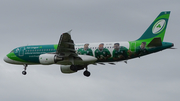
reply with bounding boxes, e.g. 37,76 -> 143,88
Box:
137,11 -> 170,41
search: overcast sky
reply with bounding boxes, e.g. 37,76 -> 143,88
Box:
0,0 -> 180,101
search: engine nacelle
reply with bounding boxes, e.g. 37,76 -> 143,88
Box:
60,65 -> 84,74
39,54 -> 63,65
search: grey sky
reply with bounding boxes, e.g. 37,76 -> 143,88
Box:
0,0 -> 180,101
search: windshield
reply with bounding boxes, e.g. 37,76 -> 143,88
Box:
10,50 -> 14,53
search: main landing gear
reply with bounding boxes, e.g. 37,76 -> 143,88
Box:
22,64 -> 28,75
83,67 -> 91,77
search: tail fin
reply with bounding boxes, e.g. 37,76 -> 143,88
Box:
137,11 -> 170,41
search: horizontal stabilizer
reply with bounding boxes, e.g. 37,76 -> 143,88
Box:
147,37 -> 162,47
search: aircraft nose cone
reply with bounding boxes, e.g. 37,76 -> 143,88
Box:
4,55 -> 9,63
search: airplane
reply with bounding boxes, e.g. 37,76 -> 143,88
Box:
4,11 -> 174,77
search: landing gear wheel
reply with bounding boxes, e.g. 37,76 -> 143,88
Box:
22,71 -> 27,75
83,70 -> 91,77
22,64 -> 28,75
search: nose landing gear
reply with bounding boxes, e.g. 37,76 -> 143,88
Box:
22,64 -> 27,75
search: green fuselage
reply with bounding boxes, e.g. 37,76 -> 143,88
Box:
6,42 -> 173,65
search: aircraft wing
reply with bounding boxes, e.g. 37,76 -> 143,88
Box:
56,30 -> 78,58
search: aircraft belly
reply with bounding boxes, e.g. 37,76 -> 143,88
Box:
56,55 -> 97,65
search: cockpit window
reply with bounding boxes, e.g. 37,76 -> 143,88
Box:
10,50 -> 14,53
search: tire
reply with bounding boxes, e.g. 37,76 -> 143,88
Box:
22,71 -> 27,75
83,70 -> 90,77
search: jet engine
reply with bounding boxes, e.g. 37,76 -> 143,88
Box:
39,54 -> 63,65
60,65 -> 84,73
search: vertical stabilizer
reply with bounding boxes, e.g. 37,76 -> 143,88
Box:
137,11 -> 170,41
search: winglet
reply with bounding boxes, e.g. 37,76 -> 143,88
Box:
64,30 -> 72,35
